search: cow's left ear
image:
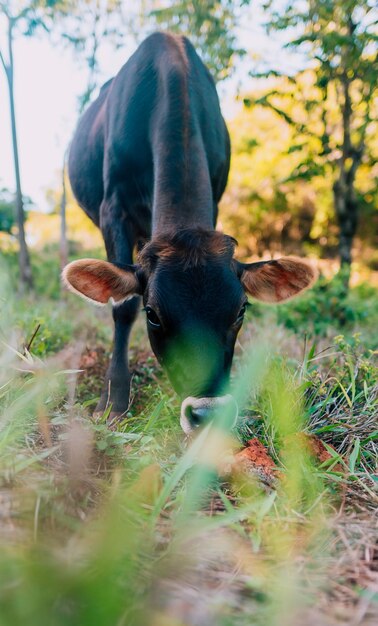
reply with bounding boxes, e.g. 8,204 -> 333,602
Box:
238,257 -> 317,303
62,259 -> 143,305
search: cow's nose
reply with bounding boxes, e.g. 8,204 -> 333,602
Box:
180,395 -> 238,435
185,404 -> 212,430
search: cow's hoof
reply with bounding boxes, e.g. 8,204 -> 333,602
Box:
107,411 -> 128,429
93,390 -> 130,426
92,409 -> 128,427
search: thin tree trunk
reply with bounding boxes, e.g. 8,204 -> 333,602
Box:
60,155 -> 68,270
6,20 -> 33,290
333,176 -> 358,281
333,71 -> 360,289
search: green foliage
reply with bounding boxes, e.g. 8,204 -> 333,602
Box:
225,71 -> 377,261
146,0 -> 251,80
0,248 -> 109,357
0,189 -> 15,234
0,1 -> 129,118
0,1 -> 66,39
305,333 -> 378,475
276,275 -> 378,340
0,189 -> 35,235
246,0 -> 378,270
259,0 -> 378,168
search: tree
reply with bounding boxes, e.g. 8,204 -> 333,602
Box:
0,1 -> 64,288
251,0 -> 377,285
58,0 -> 128,111
144,0 -> 252,80
1,3 -> 32,287
1,1 -> 128,282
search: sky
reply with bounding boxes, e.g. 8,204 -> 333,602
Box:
0,3 -> 302,213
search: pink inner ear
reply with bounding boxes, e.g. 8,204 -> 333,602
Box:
271,263 -> 302,301
242,258 -> 316,303
70,269 -> 112,303
63,259 -> 138,304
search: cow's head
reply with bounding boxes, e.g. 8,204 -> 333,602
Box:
63,229 -> 316,433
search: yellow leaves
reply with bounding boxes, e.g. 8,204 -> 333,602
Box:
220,66 -> 375,256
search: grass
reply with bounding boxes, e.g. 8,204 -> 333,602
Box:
0,250 -> 377,626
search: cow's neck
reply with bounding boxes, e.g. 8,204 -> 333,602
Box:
151,70 -> 214,235
152,138 -> 214,234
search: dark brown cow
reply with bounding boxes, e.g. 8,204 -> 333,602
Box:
63,33 -> 316,432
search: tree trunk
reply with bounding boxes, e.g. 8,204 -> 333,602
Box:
6,22 -> 33,290
60,156 -> 68,271
333,175 -> 358,285
333,71 -> 361,289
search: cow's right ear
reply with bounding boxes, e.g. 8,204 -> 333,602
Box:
62,259 -> 142,305
237,257 -> 317,303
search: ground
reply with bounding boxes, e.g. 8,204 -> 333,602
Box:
0,254 -> 377,626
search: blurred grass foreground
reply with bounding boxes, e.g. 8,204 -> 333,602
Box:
0,248 -> 377,626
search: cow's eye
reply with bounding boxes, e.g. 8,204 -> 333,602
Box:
145,306 -> 161,328
236,302 -> 248,323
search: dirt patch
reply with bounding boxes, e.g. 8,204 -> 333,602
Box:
293,432 -> 344,471
231,437 -> 279,487
305,434 -> 341,465
228,433 -> 344,488
235,437 -> 276,473
78,345 -> 108,378
76,345 -> 109,405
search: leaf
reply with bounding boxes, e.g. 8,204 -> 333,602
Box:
287,144 -> 305,154
144,399 -> 165,430
336,379 -> 352,409
361,431 -> 378,445
96,439 -> 108,451
349,437 -> 360,474
151,423 -> 213,520
11,446 -> 59,475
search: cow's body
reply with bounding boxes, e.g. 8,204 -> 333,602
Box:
69,32 -> 230,248
66,33 -> 315,431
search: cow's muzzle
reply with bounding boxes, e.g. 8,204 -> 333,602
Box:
180,394 -> 238,434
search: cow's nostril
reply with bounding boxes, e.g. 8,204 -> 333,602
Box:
180,395 -> 238,435
185,405 -> 212,429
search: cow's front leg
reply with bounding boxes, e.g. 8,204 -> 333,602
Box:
95,189 -> 142,423
94,296 -> 140,422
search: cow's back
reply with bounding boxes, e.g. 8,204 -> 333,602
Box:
68,32 -> 230,233
68,80 -> 112,225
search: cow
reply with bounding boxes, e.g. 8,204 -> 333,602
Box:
63,32 -> 316,433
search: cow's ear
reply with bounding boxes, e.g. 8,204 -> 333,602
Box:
62,259 -> 142,305
238,257 -> 317,303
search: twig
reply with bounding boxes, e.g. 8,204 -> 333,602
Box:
24,323 -> 41,354
0,47 -> 7,72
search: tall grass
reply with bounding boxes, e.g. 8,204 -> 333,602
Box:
0,256 -> 377,626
